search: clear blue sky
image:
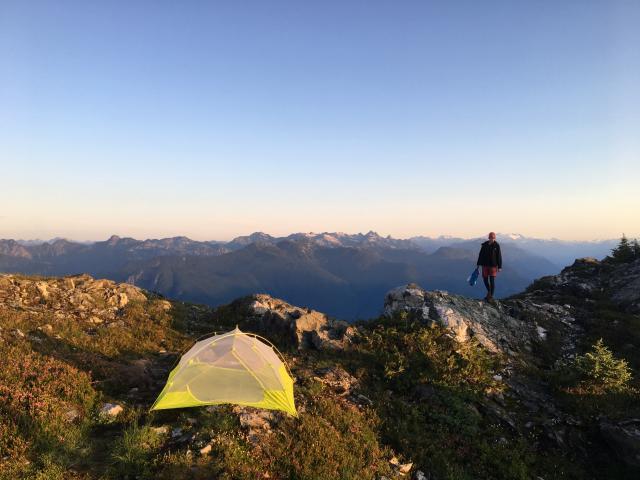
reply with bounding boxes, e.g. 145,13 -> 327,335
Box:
1,1 -> 639,241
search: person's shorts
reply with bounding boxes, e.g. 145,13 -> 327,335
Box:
482,266 -> 498,278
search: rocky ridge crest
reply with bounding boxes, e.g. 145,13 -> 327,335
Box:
0,273 -> 154,326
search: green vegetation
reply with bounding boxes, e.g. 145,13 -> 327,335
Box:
0,342 -> 96,479
2,272 -> 640,479
108,423 -> 164,478
553,338 -> 638,420
606,234 -> 640,264
0,281 -> 397,479
267,397 -> 394,480
352,313 -> 577,480
0,284 -> 197,478
358,312 -> 500,395
572,339 -> 633,394
554,338 -> 634,402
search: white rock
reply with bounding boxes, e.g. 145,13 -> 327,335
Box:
152,426 -> 169,435
249,300 -> 269,315
64,408 -> 80,422
434,305 -> 470,343
100,403 -> 123,417
536,325 -> 547,340
158,300 -> 172,311
36,282 -> 49,300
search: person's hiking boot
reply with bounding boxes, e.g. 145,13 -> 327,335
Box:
485,294 -> 494,303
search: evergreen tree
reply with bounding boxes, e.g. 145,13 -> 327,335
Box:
609,234 -> 635,263
632,239 -> 640,260
574,339 -> 632,393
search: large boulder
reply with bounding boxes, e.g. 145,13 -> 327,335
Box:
235,294 -> 354,350
384,284 -> 430,319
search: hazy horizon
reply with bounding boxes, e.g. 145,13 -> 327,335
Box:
2,230 -> 628,244
2,1 -> 639,242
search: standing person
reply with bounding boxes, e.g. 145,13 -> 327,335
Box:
477,232 -> 502,302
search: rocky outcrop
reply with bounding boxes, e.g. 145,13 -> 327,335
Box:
500,257 -> 640,364
0,273 -> 148,325
384,283 -> 537,355
384,267 -> 595,366
234,294 -> 355,350
528,257 -> 640,314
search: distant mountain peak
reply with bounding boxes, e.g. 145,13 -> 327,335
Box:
503,233 -> 525,240
50,238 -> 74,245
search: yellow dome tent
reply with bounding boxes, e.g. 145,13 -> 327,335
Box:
151,327 -> 297,416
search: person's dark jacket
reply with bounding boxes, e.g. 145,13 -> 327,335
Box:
477,241 -> 502,268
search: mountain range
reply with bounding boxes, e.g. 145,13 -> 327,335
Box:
0,232 -> 617,319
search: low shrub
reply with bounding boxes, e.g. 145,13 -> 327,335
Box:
561,339 -> 632,395
0,342 -> 96,478
361,313 -> 501,394
108,423 -> 163,479
0,343 -> 96,447
265,397 -> 394,480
